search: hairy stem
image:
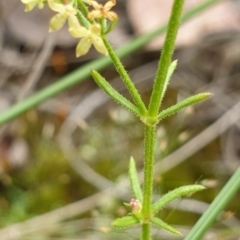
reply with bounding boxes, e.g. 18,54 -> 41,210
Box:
141,1 -> 186,239
142,125 -> 156,239
142,223 -> 151,240
102,35 -> 148,116
148,0 -> 185,117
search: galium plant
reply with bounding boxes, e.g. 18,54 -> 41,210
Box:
21,0 -> 212,239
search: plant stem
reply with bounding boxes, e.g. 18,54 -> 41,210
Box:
77,0 -> 89,17
142,223 -> 151,240
141,1 -> 186,238
102,35 -> 148,116
148,0 -> 185,117
77,10 -> 90,28
142,125 -> 156,239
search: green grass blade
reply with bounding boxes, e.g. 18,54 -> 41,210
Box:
129,157 -> 143,202
157,93 -> 212,121
184,167 -> 240,240
152,185 -> 205,214
91,70 -> 141,116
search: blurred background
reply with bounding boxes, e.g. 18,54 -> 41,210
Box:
0,0 -> 240,239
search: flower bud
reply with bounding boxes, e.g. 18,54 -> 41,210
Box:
130,199 -> 142,214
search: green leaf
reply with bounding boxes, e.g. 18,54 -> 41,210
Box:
91,70 -> 141,116
151,217 -> 182,235
105,18 -> 118,34
161,60 -> 178,102
129,157 -> 143,202
152,185 -> 205,214
123,202 -> 131,209
157,92 -> 212,121
112,216 -> 139,229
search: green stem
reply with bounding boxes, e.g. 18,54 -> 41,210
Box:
142,125 -> 156,239
184,167 -> 240,240
102,35 -> 148,116
77,0 -> 89,17
142,3 -> 185,236
77,0 -> 94,25
148,0 -> 185,117
99,18 -> 107,34
142,223 -> 151,240
77,10 -> 90,28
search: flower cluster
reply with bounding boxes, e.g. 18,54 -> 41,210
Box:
21,0 -> 118,57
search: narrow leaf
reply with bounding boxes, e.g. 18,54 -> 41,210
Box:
151,217 -> 182,235
105,18 -> 118,34
129,157 -> 143,202
152,185 -> 205,214
112,216 -> 139,229
123,202 -> 131,209
161,60 -> 178,103
157,93 -> 212,121
91,70 -> 141,116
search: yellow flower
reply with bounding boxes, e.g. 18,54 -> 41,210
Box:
88,0 -> 117,21
21,0 -> 45,12
69,17 -> 108,57
48,0 -> 78,32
